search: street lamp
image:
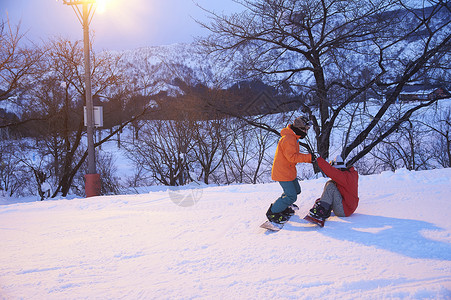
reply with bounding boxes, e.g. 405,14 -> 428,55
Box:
61,0 -> 100,197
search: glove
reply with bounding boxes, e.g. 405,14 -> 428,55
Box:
311,153 -> 318,163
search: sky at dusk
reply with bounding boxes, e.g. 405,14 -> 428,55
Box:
1,0 -> 243,51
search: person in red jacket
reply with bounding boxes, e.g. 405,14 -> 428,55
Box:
266,116 -> 313,224
306,155 -> 359,225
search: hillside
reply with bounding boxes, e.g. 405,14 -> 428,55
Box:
1,167 -> 450,299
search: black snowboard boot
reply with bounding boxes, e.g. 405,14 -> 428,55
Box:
281,206 -> 295,217
280,203 -> 299,217
266,204 -> 290,224
308,201 -> 331,221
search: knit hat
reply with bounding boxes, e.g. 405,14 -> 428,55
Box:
292,116 -> 311,131
330,155 -> 346,169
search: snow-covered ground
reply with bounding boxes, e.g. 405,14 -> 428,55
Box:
1,167 -> 451,299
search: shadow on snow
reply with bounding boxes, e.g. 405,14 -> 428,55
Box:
285,213 -> 451,261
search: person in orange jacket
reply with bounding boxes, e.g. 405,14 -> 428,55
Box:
266,116 -> 313,224
306,155 -> 359,226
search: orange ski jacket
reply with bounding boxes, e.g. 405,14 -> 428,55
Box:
271,126 -> 312,181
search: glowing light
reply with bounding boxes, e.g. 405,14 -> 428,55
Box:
96,0 -> 109,14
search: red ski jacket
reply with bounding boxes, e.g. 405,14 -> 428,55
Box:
317,157 -> 359,216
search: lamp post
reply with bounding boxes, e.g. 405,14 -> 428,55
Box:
62,0 -> 100,197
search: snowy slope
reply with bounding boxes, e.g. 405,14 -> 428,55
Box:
1,167 -> 451,299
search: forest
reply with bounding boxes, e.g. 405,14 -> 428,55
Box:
0,0 -> 450,198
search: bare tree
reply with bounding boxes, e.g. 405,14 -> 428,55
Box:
220,116 -> 279,184
17,37 -> 148,196
372,120 -> 433,171
199,0 -> 451,165
0,142 -> 28,197
0,21 -> 37,99
191,117 -> 229,184
124,119 -> 196,186
250,121 -> 278,183
223,120 -> 254,183
0,20 -> 42,129
419,105 -> 451,168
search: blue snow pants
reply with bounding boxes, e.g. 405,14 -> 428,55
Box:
271,178 -> 301,213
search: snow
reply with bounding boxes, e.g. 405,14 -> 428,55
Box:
1,167 -> 451,299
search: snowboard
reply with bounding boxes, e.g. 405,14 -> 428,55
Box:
303,214 -> 325,227
260,220 -> 285,231
260,204 -> 299,232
